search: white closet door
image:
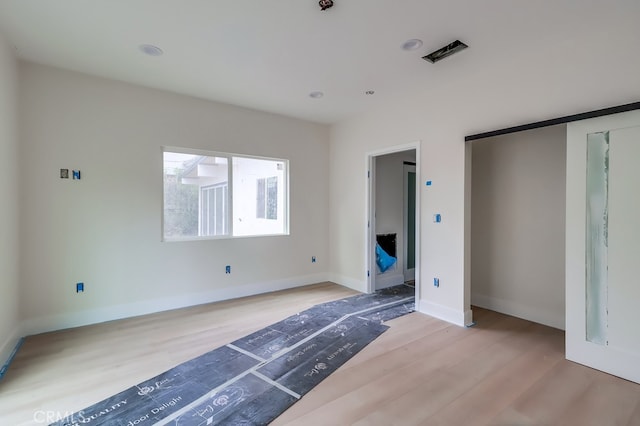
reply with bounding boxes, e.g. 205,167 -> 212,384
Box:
608,126 -> 640,358
566,110 -> 640,384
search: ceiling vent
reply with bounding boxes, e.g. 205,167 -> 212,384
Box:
423,40 -> 468,63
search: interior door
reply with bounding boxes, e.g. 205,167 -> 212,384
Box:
566,110 -> 640,384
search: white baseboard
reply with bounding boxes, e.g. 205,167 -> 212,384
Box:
374,272 -> 404,290
471,293 -> 565,330
328,274 -> 366,293
22,273 -> 331,336
0,326 -> 23,380
419,300 -> 473,327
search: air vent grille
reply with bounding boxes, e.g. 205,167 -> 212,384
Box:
423,40 -> 468,63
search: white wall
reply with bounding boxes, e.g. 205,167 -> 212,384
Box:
470,125 -> 566,329
329,8 -> 640,325
19,63 -> 330,335
330,116 -> 470,325
0,33 -> 20,368
374,150 -> 416,287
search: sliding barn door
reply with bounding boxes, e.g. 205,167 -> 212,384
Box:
566,110 -> 640,384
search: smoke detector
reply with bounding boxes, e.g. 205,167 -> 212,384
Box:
423,40 -> 468,63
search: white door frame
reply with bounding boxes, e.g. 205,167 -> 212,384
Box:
366,142 -> 421,310
403,163 -> 417,282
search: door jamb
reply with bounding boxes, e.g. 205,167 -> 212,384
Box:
366,142 -> 421,311
403,163 -> 417,282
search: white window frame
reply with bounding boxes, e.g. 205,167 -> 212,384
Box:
162,146 -> 289,242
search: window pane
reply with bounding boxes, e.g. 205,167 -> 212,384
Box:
233,157 -> 287,236
586,131 -> 609,345
201,187 -> 211,235
256,178 -> 266,219
267,176 -> 278,220
214,185 -> 227,235
163,151 -> 229,239
199,183 -> 228,237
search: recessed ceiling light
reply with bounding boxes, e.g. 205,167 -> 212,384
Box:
139,44 -> 164,56
401,39 -> 423,51
365,90 -> 375,95
309,91 -> 324,99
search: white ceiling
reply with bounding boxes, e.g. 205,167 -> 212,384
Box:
0,0 -> 638,124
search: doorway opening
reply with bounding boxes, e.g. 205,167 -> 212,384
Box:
367,144 -> 420,310
469,125 -> 567,330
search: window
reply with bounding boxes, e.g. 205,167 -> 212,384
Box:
163,148 -> 288,240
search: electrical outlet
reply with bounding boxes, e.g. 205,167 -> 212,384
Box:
76,282 -> 84,293
433,278 -> 439,288
225,265 -> 231,274
312,256 -> 316,263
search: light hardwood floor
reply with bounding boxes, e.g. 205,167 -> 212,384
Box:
1,282 -> 639,425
